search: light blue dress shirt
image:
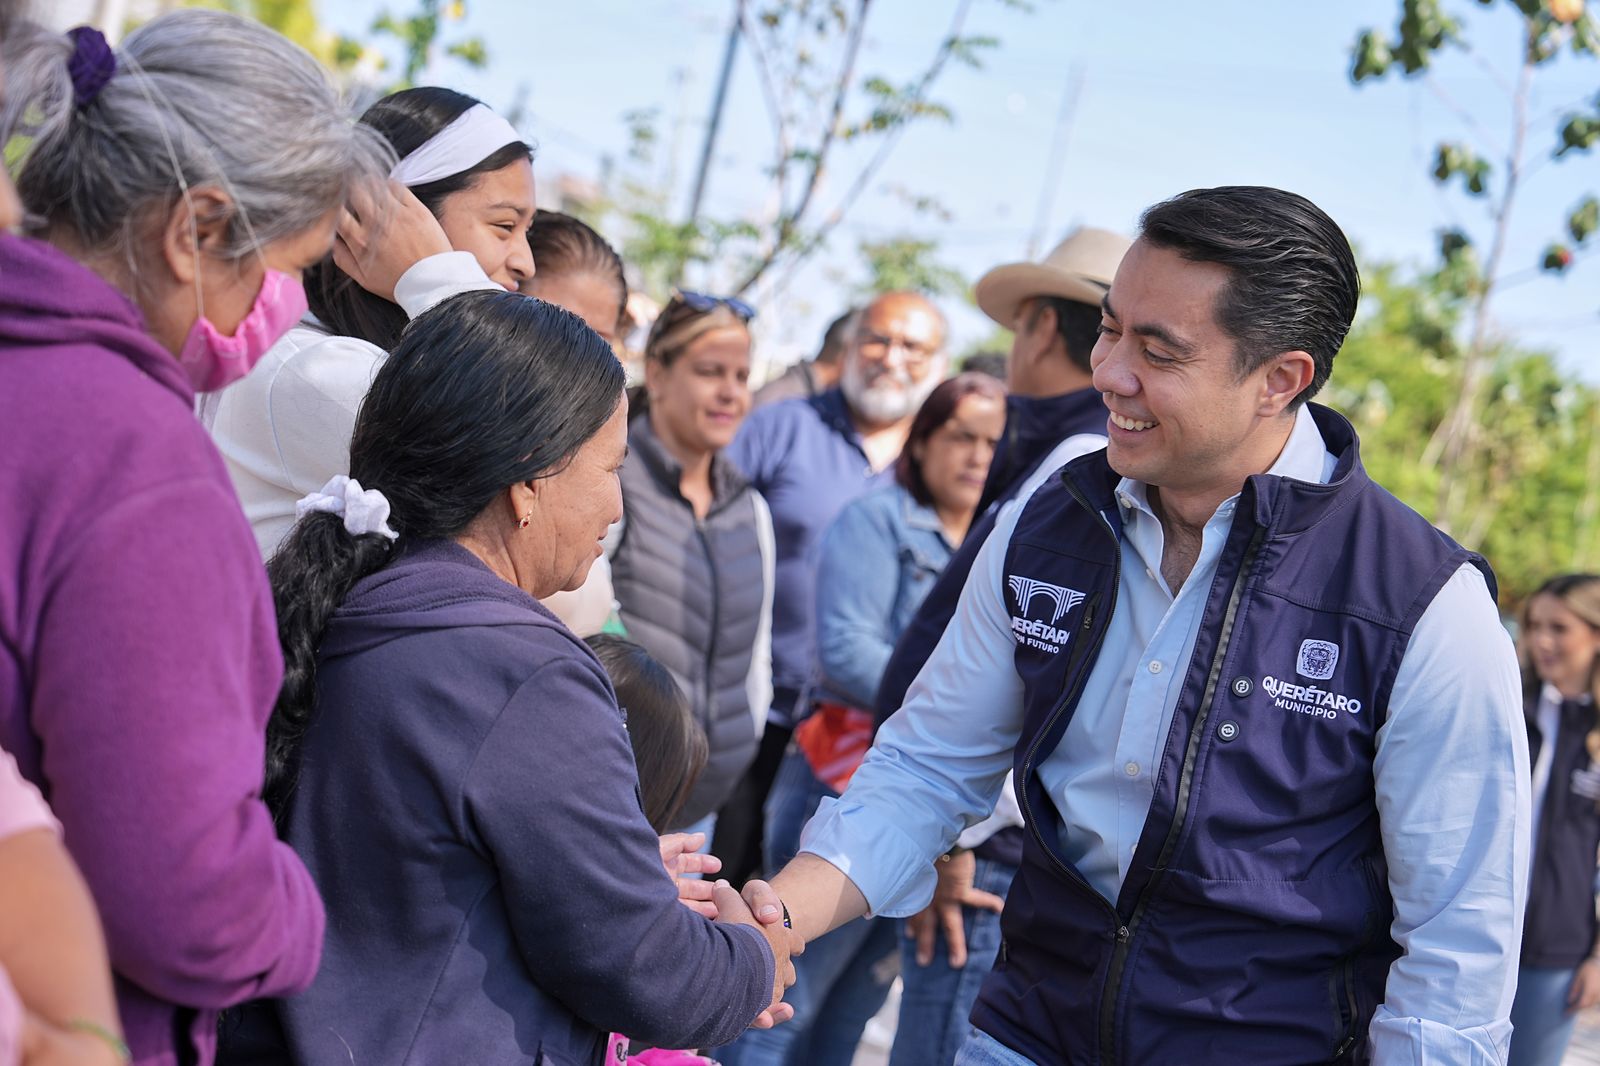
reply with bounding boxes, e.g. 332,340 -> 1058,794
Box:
800,406 -> 1530,1064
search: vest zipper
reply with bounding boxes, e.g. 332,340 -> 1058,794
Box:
1332,952 -> 1359,1058
1097,524 -> 1266,1066
695,519 -> 720,737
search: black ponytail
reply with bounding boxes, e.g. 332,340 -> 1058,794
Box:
264,289 -> 625,817
263,513 -> 393,817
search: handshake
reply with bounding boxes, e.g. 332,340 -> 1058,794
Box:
660,832 -> 806,1029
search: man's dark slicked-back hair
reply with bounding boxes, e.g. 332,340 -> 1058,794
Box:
1138,186 -> 1358,406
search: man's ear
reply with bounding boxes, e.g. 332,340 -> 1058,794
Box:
159,186 -> 234,285
1258,351 -> 1316,418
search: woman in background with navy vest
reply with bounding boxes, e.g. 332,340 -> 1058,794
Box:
1510,573 -> 1600,1066
717,372 -> 1005,1066
610,293 -> 775,835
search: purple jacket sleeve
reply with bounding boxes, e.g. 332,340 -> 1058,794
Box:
463,652 -> 774,1049
30,477 -> 324,1008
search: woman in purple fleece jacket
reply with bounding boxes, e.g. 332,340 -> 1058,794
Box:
220,291 -> 796,1066
0,10 -> 386,1065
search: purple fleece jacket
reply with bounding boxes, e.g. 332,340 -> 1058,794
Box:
0,236 -> 325,1065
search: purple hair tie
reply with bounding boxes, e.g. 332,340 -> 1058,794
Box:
66,26 -> 117,109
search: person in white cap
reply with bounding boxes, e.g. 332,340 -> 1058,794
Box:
873,226 -> 1130,1066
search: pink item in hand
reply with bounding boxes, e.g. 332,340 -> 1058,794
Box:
630,1050 -> 717,1065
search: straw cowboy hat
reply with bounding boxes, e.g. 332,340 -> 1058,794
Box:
974,226 -> 1132,328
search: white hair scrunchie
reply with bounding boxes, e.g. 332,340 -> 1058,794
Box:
296,476 -> 400,541
389,103 -> 522,187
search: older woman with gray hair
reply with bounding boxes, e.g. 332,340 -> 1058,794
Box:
0,10 -> 388,1064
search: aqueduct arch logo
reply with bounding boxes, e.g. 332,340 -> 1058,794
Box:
1007,576 -> 1086,625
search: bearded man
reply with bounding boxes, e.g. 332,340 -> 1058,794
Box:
714,291 -> 949,884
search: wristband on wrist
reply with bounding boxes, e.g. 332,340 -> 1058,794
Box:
780,901 -> 792,929
66,1019 -> 130,1063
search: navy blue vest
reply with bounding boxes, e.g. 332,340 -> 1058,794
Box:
875,386 -> 1107,726
875,387 -> 1107,868
972,405 -> 1493,1066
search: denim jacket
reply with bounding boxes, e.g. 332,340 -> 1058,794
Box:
810,482 -> 954,711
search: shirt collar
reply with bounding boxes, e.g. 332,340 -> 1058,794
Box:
898,484 -> 951,538
1114,404 -> 1332,527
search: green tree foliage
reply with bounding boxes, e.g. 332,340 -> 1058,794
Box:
370,0 -> 487,92
1324,259 -> 1600,605
1349,0 -> 1598,539
195,0 -> 488,93
854,236 -> 967,297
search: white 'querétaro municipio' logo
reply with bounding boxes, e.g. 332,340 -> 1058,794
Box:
1296,639 -> 1339,681
1007,575 -> 1085,624
1008,575 -> 1086,654
1259,638 -> 1361,722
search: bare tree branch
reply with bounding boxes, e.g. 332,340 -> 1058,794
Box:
1422,15 -> 1537,534
732,0 -> 872,295
738,0 -> 794,209
736,0 -> 974,296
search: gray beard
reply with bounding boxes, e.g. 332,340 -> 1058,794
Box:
842,363 -> 940,424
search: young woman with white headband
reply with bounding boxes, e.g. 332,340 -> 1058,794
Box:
209,86 -> 535,559
0,10 -> 388,1064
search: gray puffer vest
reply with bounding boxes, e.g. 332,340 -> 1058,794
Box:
612,416 -> 772,827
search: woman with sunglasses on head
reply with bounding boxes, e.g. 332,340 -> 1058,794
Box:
609,292 -> 776,838
210,86 -> 534,559
0,11 -> 389,1063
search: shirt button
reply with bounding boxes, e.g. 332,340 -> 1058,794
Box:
1124,761 -> 1139,777
1148,660 -> 1163,675
1145,567 -> 1155,581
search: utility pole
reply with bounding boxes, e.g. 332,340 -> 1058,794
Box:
681,1 -> 743,262
1026,61 -> 1086,260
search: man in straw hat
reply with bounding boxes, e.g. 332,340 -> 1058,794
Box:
747,187 -> 1526,1064
869,226 -> 1129,1065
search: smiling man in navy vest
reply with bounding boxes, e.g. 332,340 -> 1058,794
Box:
751,186 -> 1530,1064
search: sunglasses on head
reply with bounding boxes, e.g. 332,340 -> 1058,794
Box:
677,290 -> 757,321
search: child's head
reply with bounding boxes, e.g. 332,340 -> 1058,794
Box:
586,635 -> 709,833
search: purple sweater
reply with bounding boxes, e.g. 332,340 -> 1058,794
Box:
223,540 -> 774,1064
0,236 -> 324,1065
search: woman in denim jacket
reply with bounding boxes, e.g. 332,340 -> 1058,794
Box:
717,372 -> 1005,1066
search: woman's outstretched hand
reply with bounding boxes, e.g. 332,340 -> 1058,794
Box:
659,832 -> 723,919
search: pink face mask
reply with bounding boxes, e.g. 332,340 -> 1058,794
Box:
176,268 -> 308,393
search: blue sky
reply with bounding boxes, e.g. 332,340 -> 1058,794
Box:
322,0 -> 1599,381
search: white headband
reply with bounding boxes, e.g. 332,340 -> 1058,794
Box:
296,476 -> 400,541
389,103 -> 522,187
